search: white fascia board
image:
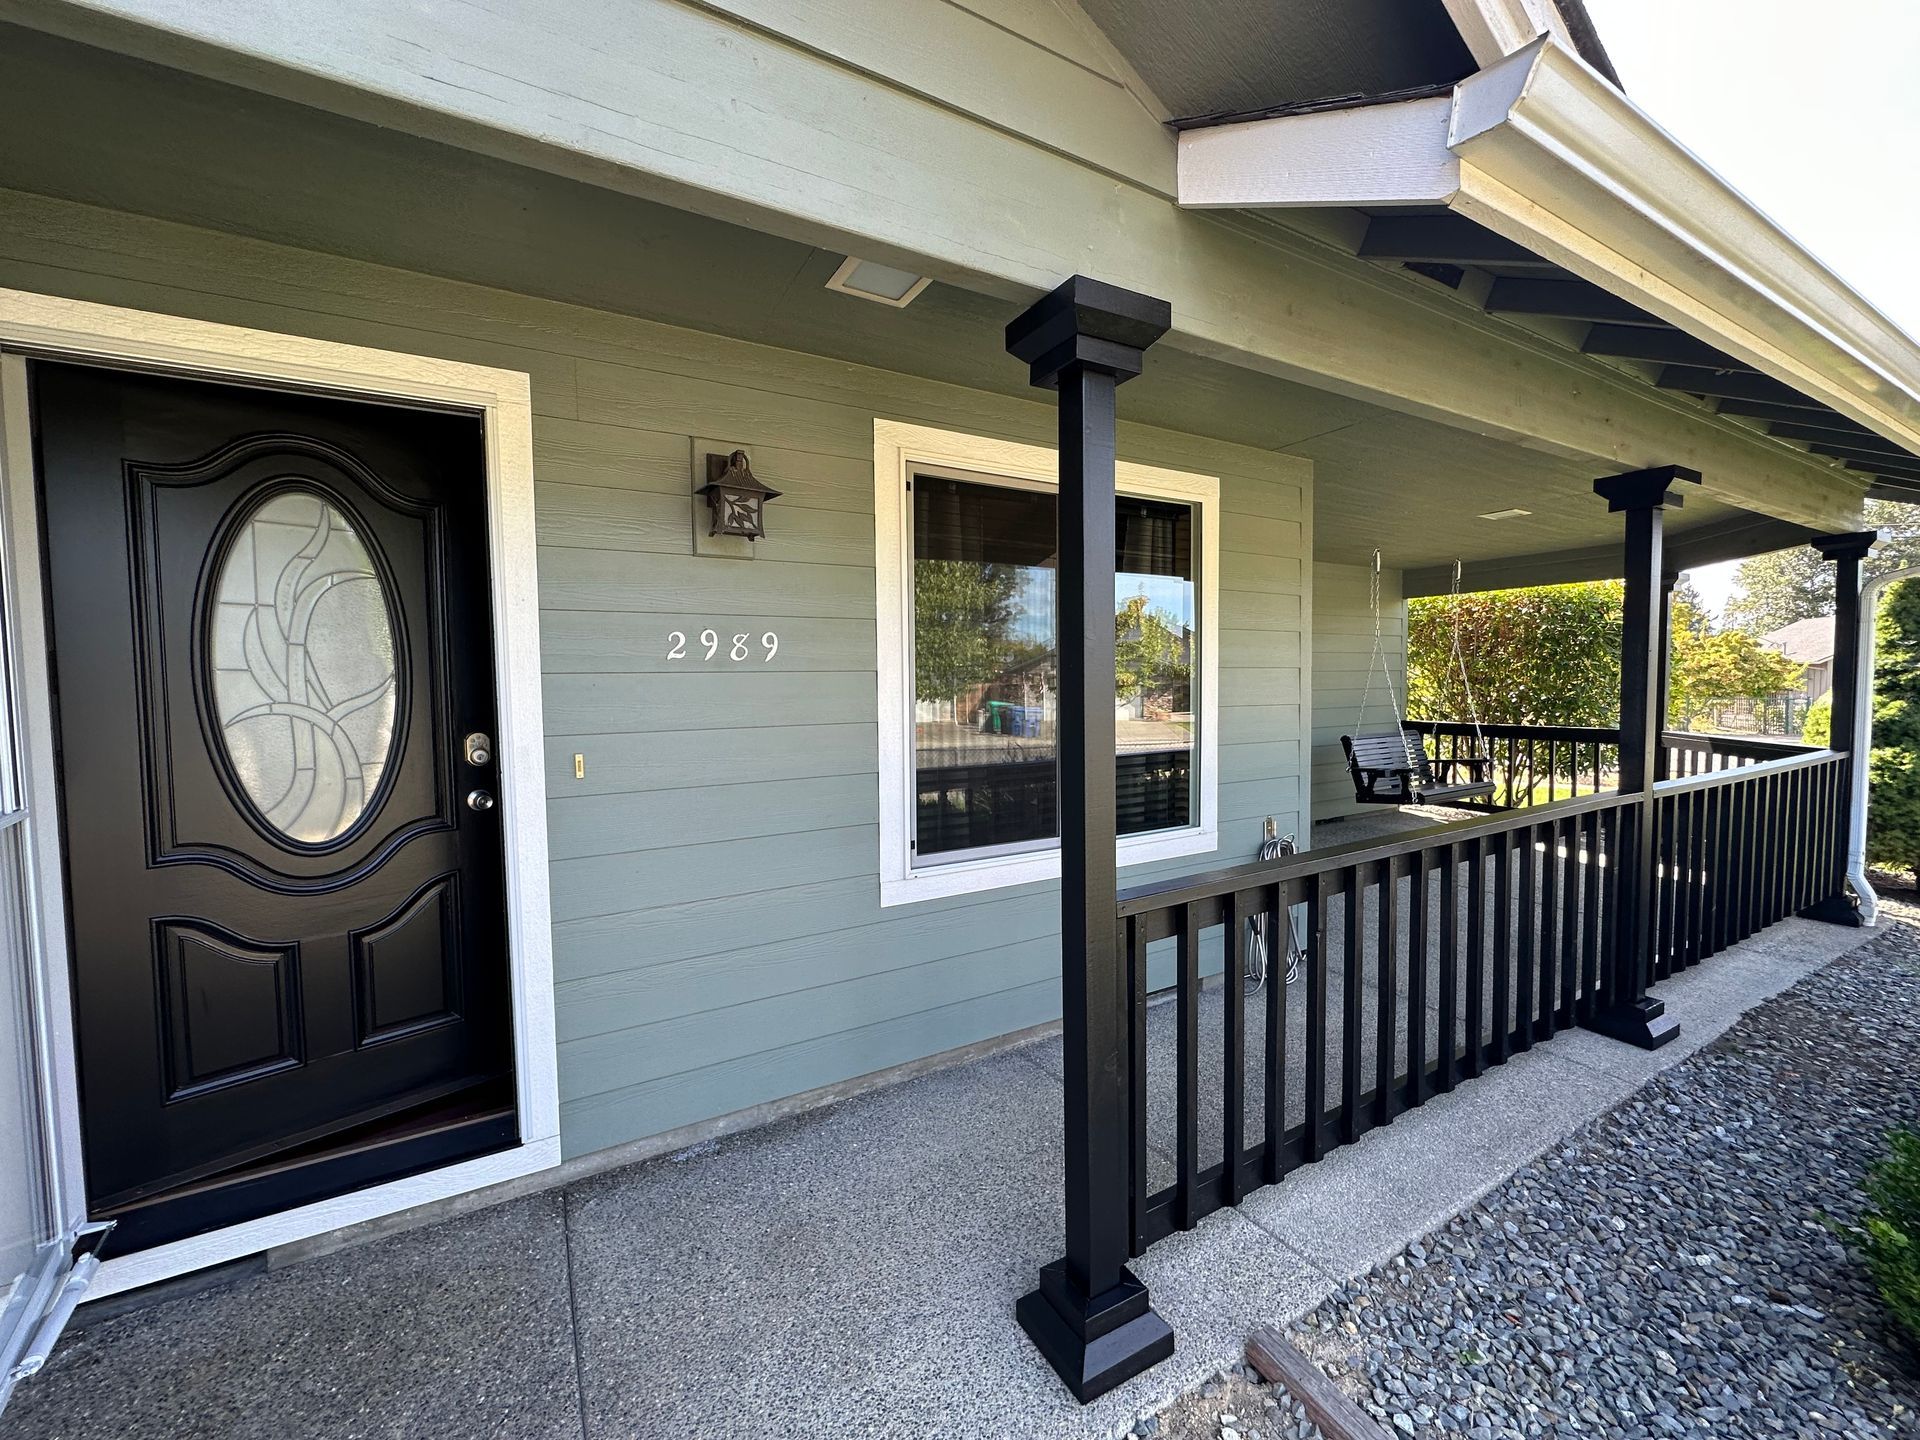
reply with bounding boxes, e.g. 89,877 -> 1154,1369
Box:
1176,36 -> 1920,460
1177,96 -> 1458,210
1439,0 -> 1568,67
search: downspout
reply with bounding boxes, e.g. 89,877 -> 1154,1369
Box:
1846,563 -> 1920,926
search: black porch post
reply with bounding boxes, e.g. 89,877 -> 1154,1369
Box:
1653,570 -> 1678,780
1006,276 -> 1174,1402
1587,466 -> 1697,1050
1801,529 -> 1880,925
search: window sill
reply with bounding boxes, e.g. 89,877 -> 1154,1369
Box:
879,825 -> 1219,908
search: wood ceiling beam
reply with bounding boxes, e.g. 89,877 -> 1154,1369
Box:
1773,423 -> 1911,458
1712,399 -> 1877,436
1824,447 -> 1920,478
1484,277 -> 1665,325
1867,477 -> 1920,504
1655,365 -> 1828,409
1580,324 -> 1741,368
1358,215 -> 1559,270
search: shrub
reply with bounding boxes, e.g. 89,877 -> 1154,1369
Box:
1803,691 -> 1830,746
1867,581 -> 1920,881
1848,1129 -> 1920,1346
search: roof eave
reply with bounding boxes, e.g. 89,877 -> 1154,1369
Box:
1178,36 -> 1920,461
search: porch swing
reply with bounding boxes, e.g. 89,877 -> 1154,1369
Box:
1341,552 -> 1496,806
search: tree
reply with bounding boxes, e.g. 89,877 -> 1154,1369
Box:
1666,623 -> 1802,729
913,560 -> 1019,704
1864,580 -> 1920,880
1407,581 -> 1623,726
1726,500 -> 1920,634
1669,574 -> 1712,637
1724,546 -> 1828,635
1114,593 -> 1191,712
1804,579 -> 1920,880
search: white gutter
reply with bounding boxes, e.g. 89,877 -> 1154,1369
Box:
1846,565 -> 1920,926
1178,37 -> 1920,462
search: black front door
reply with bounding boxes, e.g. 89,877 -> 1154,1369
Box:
33,363 -> 515,1248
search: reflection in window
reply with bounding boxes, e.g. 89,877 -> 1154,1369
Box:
911,473 -> 1196,861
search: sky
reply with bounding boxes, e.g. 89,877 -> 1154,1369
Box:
1582,0 -> 1920,619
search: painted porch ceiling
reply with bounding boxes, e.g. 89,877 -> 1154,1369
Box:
1077,0 -> 1475,123
0,23 -> 1760,577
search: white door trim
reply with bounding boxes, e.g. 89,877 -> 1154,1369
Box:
0,287 -> 560,1300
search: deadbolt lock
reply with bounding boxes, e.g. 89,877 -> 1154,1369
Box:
465,731 -> 493,767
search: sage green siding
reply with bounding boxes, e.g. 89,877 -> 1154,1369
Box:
1310,561 -> 1407,824
0,187 -> 1312,1160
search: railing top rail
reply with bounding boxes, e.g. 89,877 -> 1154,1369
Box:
1659,731 -> 1816,758
1652,745 -> 1842,796
1404,719 -> 1621,743
1117,787 -> 1630,917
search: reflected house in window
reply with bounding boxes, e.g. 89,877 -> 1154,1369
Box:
910,472 -> 1196,861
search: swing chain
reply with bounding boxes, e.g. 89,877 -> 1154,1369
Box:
1448,559 -> 1489,759
1355,548 -> 1407,740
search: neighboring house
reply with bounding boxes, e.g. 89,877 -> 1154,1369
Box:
1764,615 -> 1837,701
1,0 -> 1918,1410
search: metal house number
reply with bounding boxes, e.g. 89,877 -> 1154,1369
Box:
666,628 -> 780,662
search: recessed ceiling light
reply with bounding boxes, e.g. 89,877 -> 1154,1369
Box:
825,256 -> 932,308
1477,507 -> 1532,521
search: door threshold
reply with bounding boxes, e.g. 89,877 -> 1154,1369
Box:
98,1090 -> 518,1255
87,1134 -> 562,1302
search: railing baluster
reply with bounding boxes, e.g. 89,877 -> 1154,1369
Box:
1601,805 -> 1623,1008
1654,795 -> 1674,982
1492,831 -> 1513,1065
1304,874 -> 1328,1162
1262,884 -> 1285,1186
1341,869 -> 1362,1144
1223,890 -> 1246,1207
1465,835 -> 1486,1078
1579,808 -> 1601,1019
1406,851 -> 1428,1106
1558,813 -> 1581,1028
1127,913 -> 1149,1256
1374,856 -> 1397,1127
1674,789 -> 1694,971
1436,841 -> 1459,1093
1176,901 -> 1200,1231
1536,820 -> 1560,1040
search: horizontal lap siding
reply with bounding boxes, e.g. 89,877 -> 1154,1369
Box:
0,186 -> 1310,1160
1311,561 -> 1407,823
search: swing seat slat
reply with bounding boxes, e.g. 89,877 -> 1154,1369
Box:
1342,727 -> 1495,806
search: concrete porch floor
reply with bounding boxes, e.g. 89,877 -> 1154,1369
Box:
4,816 -> 1879,1440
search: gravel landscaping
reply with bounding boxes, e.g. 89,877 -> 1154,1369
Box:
1279,902 -> 1920,1439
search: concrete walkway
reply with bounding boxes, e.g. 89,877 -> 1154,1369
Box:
4,838 -> 1878,1439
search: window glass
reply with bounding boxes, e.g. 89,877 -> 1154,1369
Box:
911,473 -> 1196,861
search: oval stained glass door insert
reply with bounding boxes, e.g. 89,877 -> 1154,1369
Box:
208,489 -> 399,845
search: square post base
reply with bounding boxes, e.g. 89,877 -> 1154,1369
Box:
1582,996 -> 1679,1051
1017,1259 -> 1174,1403
1799,891 -> 1864,927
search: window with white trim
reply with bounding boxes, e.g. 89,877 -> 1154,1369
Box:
875,422 -> 1219,906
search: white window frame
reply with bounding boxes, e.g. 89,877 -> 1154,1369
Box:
874,420 -> 1220,907
0,288 -> 560,1300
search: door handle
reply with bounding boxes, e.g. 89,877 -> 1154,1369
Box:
466,789 -> 496,812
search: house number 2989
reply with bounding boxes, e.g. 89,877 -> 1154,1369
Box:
666,629 -> 779,662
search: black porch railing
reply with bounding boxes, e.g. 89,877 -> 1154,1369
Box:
1651,747 -> 1848,980
1404,720 -> 1804,811
1112,746 -> 1847,1255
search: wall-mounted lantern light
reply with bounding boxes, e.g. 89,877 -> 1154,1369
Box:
697,450 -> 782,541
